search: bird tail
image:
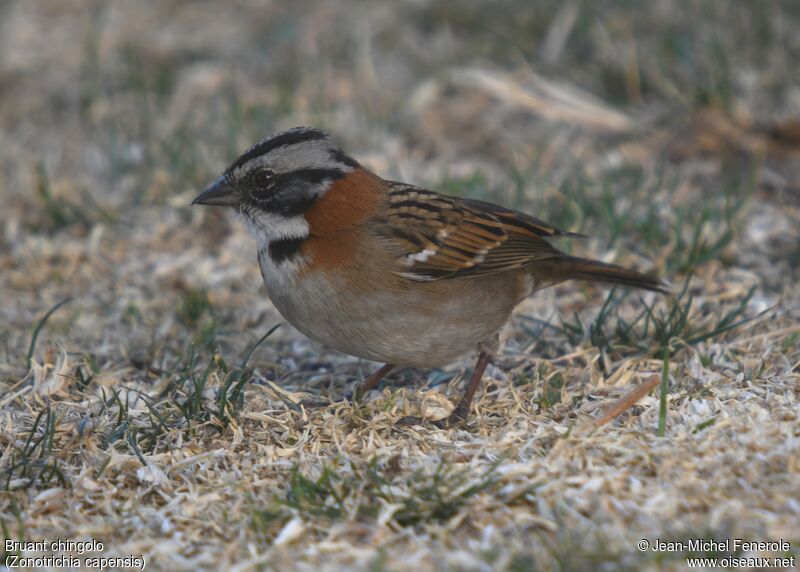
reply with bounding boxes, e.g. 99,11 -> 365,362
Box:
551,255 -> 670,294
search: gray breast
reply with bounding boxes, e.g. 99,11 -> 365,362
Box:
256,254 -> 533,368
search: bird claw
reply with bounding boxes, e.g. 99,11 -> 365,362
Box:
395,415 -> 426,427
395,410 -> 468,429
440,411 -> 468,428
297,397 -> 336,409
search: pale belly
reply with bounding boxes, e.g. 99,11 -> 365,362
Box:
259,251 -> 533,368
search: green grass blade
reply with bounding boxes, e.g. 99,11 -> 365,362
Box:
238,323 -> 282,370
25,297 -> 72,367
658,345 -> 670,437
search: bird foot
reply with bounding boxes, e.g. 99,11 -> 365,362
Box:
395,415 -> 426,427
297,397 -> 337,409
395,409 -> 468,429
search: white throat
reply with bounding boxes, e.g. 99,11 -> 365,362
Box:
236,209 -> 309,250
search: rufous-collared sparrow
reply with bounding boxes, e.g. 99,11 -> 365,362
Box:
193,127 -> 668,426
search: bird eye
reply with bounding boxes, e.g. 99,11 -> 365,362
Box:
256,169 -> 274,186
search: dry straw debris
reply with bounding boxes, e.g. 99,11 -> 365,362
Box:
1,1 -> 799,570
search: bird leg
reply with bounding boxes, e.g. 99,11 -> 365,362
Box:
352,363 -> 396,401
396,352 -> 492,428
437,351 -> 492,427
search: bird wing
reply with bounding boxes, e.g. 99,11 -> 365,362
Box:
374,182 -> 580,281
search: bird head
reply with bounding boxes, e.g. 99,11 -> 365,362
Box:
192,126 -> 359,243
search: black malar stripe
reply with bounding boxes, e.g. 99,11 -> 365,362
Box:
269,237 -> 306,264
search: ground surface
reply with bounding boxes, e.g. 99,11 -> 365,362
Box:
1,1 -> 799,570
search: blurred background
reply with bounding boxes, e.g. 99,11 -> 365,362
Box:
2,0 -> 798,365
1,1 -> 799,569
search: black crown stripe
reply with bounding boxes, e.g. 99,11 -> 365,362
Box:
230,128 -> 329,171
329,148 -> 360,169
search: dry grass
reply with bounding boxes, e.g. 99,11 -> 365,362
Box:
1,1 -> 799,570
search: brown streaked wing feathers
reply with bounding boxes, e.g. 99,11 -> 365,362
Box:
375,182 -> 573,281
458,197 -> 586,239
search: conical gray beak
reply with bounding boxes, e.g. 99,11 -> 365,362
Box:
192,176 -> 240,206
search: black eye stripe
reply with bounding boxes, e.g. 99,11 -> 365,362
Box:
243,168 -> 348,217
247,168 -> 343,188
